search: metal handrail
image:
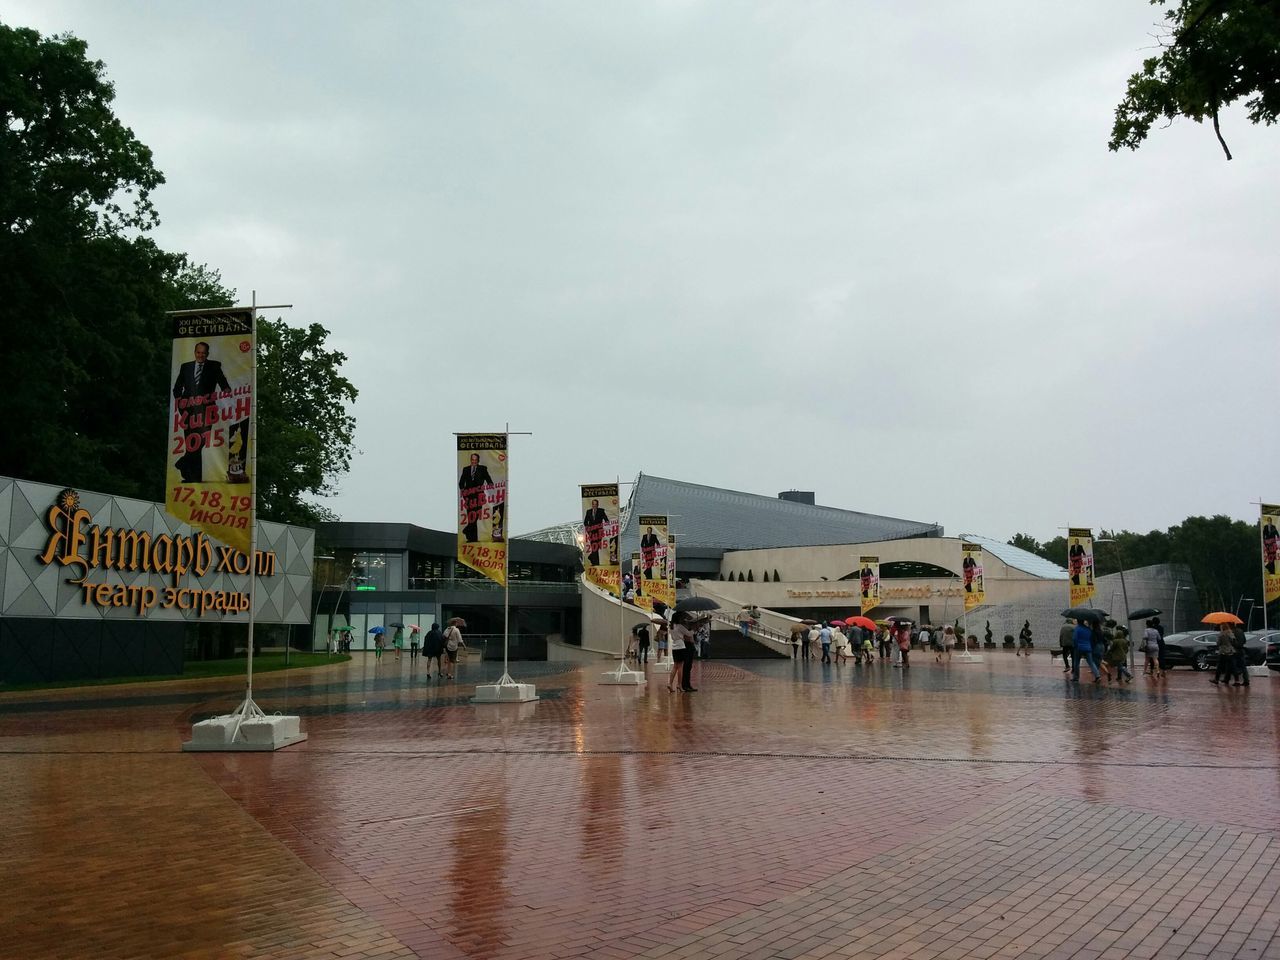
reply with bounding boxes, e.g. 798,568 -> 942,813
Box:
405,577 -> 578,593
709,611 -> 793,646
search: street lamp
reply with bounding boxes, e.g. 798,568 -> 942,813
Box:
1172,583 -> 1188,633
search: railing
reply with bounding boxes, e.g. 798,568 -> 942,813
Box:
405,578 -> 578,593
710,611 -> 793,646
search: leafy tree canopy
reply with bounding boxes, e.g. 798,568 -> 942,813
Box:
1010,515 -> 1261,612
0,21 -> 357,525
1110,0 -> 1280,159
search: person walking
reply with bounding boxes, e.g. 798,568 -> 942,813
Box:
1071,619 -> 1101,683
1098,620 -> 1117,682
1152,616 -> 1168,674
918,625 -> 931,655
832,626 -> 849,663
819,623 -> 832,664
1231,625 -> 1251,688
1142,619 -> 1163,678
422,623 -> 444,678
442,620 -> 465,680
668,614 -> 698,692
896,620 -> 912,669
803,625 -> 817,661
738,607 -> 752,638
1105,625 -> 1133,683
861,630 -> 875,664
391,625 -> 404,662
1210,623 -> 1239,686
633,622 -> 651,664
1016,621 -> 1033,657
409,626 -> 421,660
1058,619 -> 1075,674
937,624 -> 955,663
374,631 -> 385,660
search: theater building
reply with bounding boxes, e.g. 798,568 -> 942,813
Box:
311,522 -> 582,659
0,475 -> 315,684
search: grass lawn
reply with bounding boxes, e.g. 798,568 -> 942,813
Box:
0,652 -> 351,693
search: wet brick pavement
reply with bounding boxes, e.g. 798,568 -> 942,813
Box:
1,652 -> 1277,959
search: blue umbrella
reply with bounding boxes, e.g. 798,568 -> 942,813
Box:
369,625 -> 386,635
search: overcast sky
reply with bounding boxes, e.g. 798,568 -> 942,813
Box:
7,1 -> 1277,543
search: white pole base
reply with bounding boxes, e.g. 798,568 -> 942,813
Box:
649,659 -> 674,675
472,677 -> 539,703
1247,664 -> 1271,678
954,652 -> 985,664
182,712 -> 307,752
599,666 -> 646,685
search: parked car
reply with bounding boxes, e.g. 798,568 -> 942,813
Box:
1158,631 -> 1219,671
1247,630 -> 1280,672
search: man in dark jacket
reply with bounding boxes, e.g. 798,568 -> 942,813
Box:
422,623 -> 445,679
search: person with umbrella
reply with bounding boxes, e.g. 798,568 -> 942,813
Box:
1058,618 -> 1075,674
370,625 -> 386,660
667,611 -> 698,693
1071,618 -> 1101,684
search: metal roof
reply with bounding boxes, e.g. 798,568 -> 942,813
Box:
959,533 -> 1069,579
619,474 -> 941,553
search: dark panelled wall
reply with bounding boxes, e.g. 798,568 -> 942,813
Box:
0,618 -> 185,684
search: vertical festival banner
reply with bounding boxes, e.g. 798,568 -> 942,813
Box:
457,434 -> 508,585
630,552 -> 650,610
638,514 -> 675,609
1262,504 -> 1280,606
961,542 -> 986,611
581,483 -> 620,595
1067,528 -> 1095,607
166,308 -> 255,554
858,556 -> 881,615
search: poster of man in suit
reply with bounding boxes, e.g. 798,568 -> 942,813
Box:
1067,528 -> 1095,607
858,556 -> 880,615
166,308 -> 255,553
638,514 -> 675,609
961,542 -> 985,611
457,434 -> 508,585
580,483 -> 619,595
1261,505 -> 1280,604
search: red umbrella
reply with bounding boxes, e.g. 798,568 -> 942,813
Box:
846,615 -> 877,631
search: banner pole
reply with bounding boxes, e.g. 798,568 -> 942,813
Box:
504,423 -> 511,681
245,291 -> 258,708
1262,501 -> 1270,633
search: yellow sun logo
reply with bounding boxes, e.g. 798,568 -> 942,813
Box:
57,488 -> 81,513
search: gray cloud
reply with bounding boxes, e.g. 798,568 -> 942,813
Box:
6,0 -> 1276,542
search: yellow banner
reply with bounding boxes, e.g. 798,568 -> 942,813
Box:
1067,527 -> 1095,607
638,514 -> 675,610
628,552 -> 651,610
1263,504 -> 1280,606
581,483 -> 620,595
858,556 -> 880,615
166,309 -> 255,554
457,434 -> 507,585
962,542 -> 985,611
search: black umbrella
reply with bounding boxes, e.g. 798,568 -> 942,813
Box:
387,622 -> 405,628
1061,607 -> 1107,623
675,596 -> 720,613
1127,607 -> 1161,620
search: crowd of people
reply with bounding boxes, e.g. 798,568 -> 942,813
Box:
624,610 -> 711,692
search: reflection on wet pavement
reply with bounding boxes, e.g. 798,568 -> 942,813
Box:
1,652 -> 1277,959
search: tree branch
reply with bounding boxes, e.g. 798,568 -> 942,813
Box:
1212,106 -> 1234,158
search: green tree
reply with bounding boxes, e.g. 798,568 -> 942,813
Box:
1110,0 -> 1280,159
1007,533 -> 1044,555
255,318 -> 358,525
0,22 -> 358,524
